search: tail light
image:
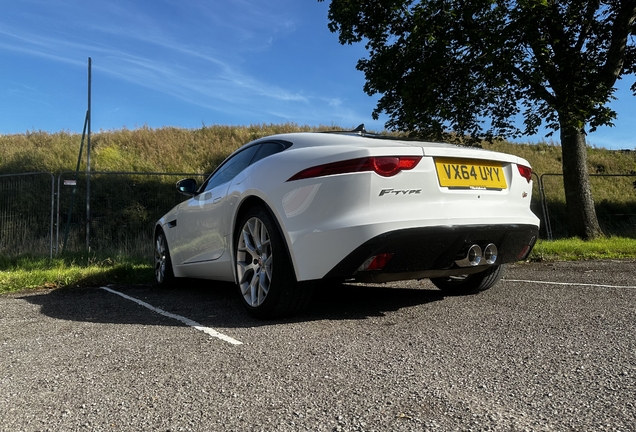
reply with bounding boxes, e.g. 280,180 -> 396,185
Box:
288,156 -> 421,181
517,165 -> 532,183
358,253 -> 394,271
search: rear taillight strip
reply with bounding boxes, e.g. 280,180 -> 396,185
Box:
288,156 -> 422,181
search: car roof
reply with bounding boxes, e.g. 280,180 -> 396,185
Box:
249,130 -> 528,166
253,131 -> 432,149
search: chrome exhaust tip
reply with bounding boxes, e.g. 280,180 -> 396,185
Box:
455,244 -> 482,267
483,243 -> 498,265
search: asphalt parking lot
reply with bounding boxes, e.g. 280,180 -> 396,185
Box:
1,260 -> 635,431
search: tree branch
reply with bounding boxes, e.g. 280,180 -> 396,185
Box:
602,0 -> 636,89
575,0 -> 602,53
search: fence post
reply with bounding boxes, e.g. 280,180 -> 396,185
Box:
86,57 -> 92,251
537,173 -> 553,240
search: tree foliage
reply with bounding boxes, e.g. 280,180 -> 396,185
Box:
321,0 -> 636,143
321,0 -> 636,239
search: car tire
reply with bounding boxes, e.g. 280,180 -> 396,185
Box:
154,228 -> 175,286
430,264 -> 505,295
235,206 -> 313,318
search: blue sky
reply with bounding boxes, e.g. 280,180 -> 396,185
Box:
1,0 -> 635,150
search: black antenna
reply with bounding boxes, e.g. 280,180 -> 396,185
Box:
352,124 -> 366,134
320,123 -> 385,137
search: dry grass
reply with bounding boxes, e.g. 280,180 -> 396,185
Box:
2,124 -> 634,175
0,124 -> 338,175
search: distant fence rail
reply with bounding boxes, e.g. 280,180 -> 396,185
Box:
0,170 -> 635,257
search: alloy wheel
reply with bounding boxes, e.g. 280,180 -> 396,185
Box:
154,233 -> 168,284
236,216 -> 273,307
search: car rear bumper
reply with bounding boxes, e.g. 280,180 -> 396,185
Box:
324,224 -> 538,283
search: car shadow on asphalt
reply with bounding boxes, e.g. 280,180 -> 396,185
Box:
306,282 -> 444,322
18,279 -> 445,329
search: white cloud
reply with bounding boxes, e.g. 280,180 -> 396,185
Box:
0,0 -> 387,133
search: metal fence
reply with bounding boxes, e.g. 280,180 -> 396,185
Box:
539,173 -> 636,239
1,171 -> 206,258
56,171 -> 207,256
0,173 -> 55,257
0,170 -> 634,257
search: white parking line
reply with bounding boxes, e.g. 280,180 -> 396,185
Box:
505,279 -> 636,289
100,286 -> 243,345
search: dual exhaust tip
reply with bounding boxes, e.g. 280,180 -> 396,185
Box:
455,243 -> 498,267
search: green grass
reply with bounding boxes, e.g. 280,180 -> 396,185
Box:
0,254 -> 153,294
1,238 -> 635,294
529,237 -> 636,261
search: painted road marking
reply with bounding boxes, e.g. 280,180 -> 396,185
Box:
100,286 -> 243,345
505,279 -> 636,289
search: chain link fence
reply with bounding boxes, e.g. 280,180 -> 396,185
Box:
0,170 -> 634,257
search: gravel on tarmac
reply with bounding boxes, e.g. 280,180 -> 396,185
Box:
1,260 -> 635,431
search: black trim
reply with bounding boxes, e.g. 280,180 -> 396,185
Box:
319,124 -> 446,144
324,224 -> 538,282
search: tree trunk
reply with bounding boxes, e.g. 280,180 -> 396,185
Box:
559,125 -> 604,239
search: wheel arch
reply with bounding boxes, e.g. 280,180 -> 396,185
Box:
153,222 -> 175,285
231,195 -> 298,283
154,222 -> 170,254
154,222 -> 164,238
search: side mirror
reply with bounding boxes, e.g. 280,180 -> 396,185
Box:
176,178 -> 198,197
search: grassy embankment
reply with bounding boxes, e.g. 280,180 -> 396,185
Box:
1,124 -> 635,293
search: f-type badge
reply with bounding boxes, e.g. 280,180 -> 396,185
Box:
379,188 -> 422,196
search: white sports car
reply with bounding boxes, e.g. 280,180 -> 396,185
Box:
154,127 -> 539,318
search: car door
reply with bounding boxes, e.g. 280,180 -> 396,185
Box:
176,145 -> 260,264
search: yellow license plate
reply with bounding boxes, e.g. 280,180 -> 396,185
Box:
435,158 -> 507,190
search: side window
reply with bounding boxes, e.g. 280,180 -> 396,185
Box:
251,142 -> 286,165
204,145 -> 259,192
